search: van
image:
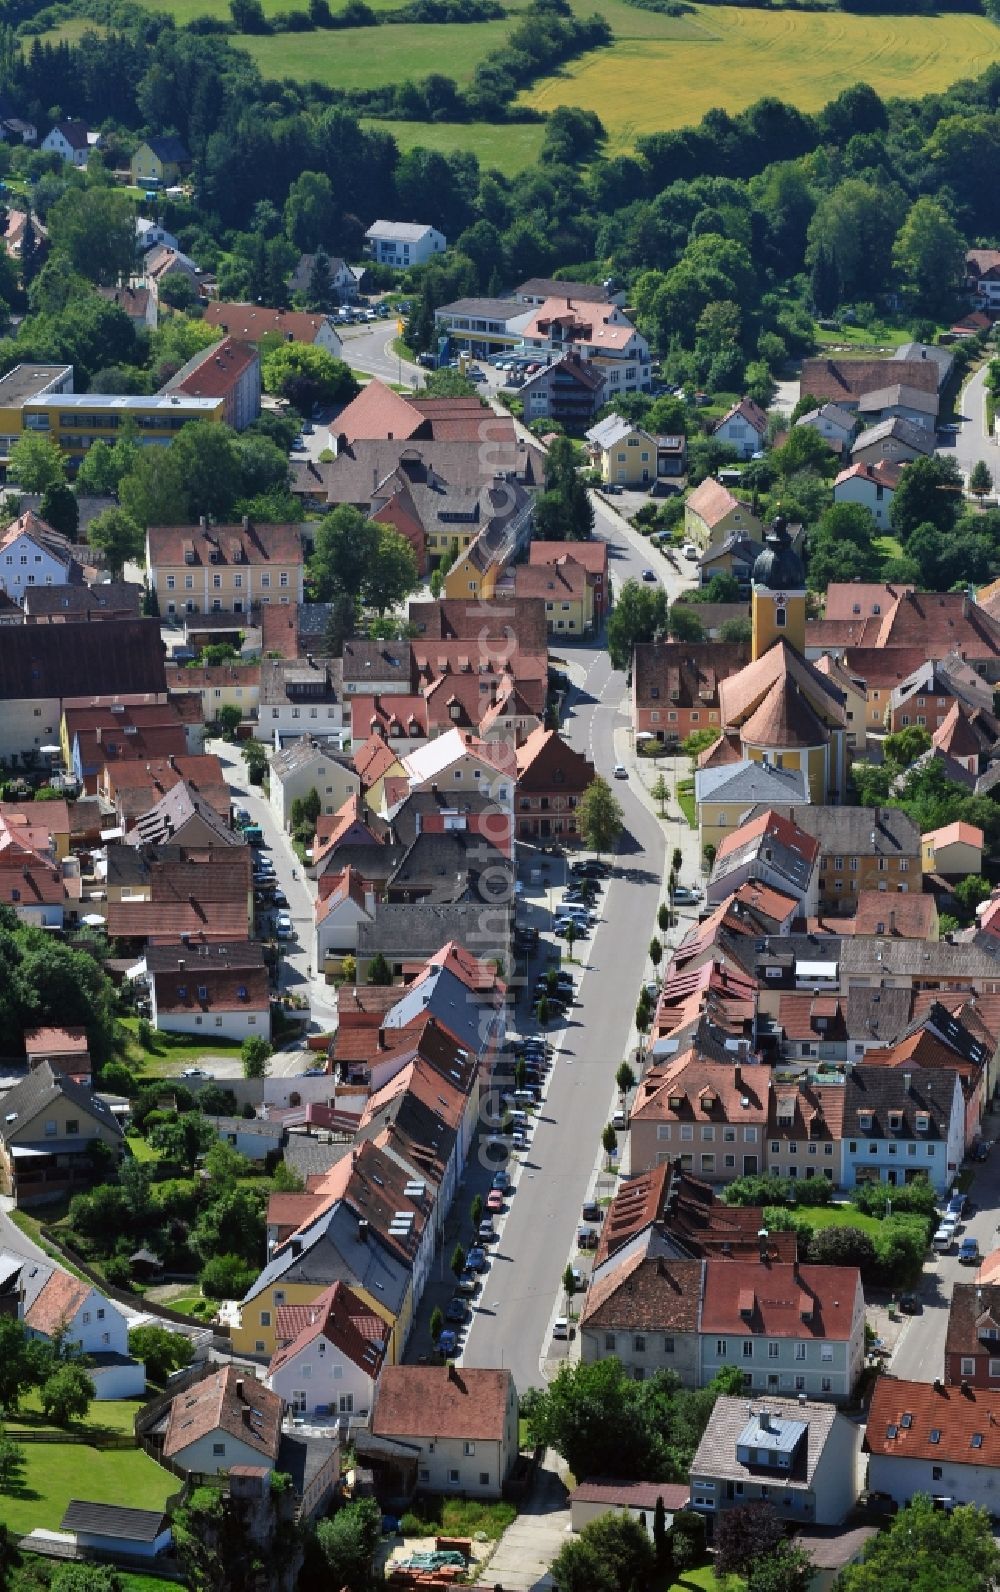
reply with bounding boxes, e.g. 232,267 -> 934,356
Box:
612,1109 -> 628,1131
932,1226 -> 955,1252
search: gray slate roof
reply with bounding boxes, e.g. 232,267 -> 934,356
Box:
852,417 -> 935,456
692,1395 -> 838,1490
840,936 -> 1000,980
747,804 -> 920,857
357,900 -> 510,967
696,759 -> 809,808
61,1501 -> 168,1541
0,1062 -> 123,1144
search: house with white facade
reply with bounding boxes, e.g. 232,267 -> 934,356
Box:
145,941 -> 272,1043
162,1364 -> 283,1476
840,1064 -> 964,1194
266,1279 -> 388,1420
205,1116 -> 284,1163
367,1365 -> 518,1499
713,399 -> 768,460
268,735 -> 360,829
365,221 -> 446,269
25,1270 -> 144,1399
795,403 -> 856,450
832,459 -> 902,530
315,865 -> 376,969
257,660 -> 347,751
0,510 -> 82,597
865,1376 -> 1000,1510
689,1396 -> 862,1536
40,121 -> 94,166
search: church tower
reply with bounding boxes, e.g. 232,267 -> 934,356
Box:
750,514 -> 806,662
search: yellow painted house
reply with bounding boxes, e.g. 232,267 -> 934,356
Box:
685,477 -> 762,549
585,414 -> 657,487
130,136 -> 189,188
443,532 -> 501,600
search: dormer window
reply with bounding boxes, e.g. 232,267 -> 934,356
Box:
915,1112 -> 929,1133
858,1110 -> 873,1130
669,1094 -> 683,1110
888,1110 -> 903,1131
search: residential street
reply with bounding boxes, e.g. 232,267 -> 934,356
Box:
337,320 -> 424,390
207,736 -> 340,1066
943,360 -> 999,486
891,1114 -> 1000,1382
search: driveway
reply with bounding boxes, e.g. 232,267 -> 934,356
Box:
485,1456 -> 571,1592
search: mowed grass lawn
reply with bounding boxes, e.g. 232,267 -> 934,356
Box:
524,5 -> 1000,149
791,1204 -> 884,1238
3,1400 -> 175,1537
237,18 -> 513,88
362,118 -> 545,174
120,1014 -> 244,1077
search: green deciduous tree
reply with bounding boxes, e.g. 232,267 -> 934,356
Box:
9,433 -> 66,493
837,1496 -> 1000,1592
284,171 -> 335,252
128,1325 -> 192,1384
40,1362 -> 94,1426
890,452 -> 964,543
48,187 -> 135,286
199,1254 -> 256,1300
552,1513 -> 655,1592
606,579 -> 668,670
40,481 -> 79,540
666,603 -> 704,642
578,777 -> 623,858
892,198 -> 966,318
366,951 -> 391,986
314,1497 -> 381,1592
0,1317 -> 47,1414
149,1111 -> 217,1173
970,460 -> 993,499
261,341 -> 358,414
86,508 -> 144,578
241,1035 -> 272,1079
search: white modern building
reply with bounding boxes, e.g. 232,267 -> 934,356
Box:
365,221 -> 446,269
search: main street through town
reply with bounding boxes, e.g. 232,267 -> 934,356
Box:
455,496 -> 696,1396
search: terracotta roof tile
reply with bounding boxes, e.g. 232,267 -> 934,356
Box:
865,1376 -> 1000,1464
163,1364 -> 282,1461
701,1259 -> 860,1339
24,1271 -> 91,1337
372,1365 -> 513,1441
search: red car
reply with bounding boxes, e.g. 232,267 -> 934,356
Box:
486,1190 -> 505,1213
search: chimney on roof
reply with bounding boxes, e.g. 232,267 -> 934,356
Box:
199,516 -> 207,530
903,1071 -> 912,1095
236,1377 -> 245,1401
177,958 -> 185,970
734,1064 -> 741,1088
889,909 -> 896,936
934,1378 -> 944,1392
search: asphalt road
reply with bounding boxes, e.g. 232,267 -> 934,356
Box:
891,1119 -> 1000,1383
945,361 -> 999,487
453,493 -> 696,1396
337,320 -> 425,391
207,736 -> 340,1072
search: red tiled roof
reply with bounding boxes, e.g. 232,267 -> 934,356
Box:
148,520 -> 301,570
172,337 -> 258,401
570,1481 -> 690,1511
701,1260 -> 860,1339
268,1279 -> 388,1381
801,357 -> 937,402
632,1054 -> 770,1125
685,478 -> 743,530
529,541 -> 608,577
853,892 -> 937,938
25,1271 -> 91,1338
203,302 -> 337,346
716,808 -> 819,866
372,1365 -> 512,1441
330,379 -> 424,446
163,1364 -> 282,1461
865,1376 -> 1000,1464
24,1026 -> 89,1055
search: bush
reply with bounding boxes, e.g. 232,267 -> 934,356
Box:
200,1253 -> 256,1299
399,1513 -> 425,1536
851,1177 -> 936,1219
137,1017 -> 154,1050
668,1510 -> 705,1572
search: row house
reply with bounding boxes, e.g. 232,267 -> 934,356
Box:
945,1283 -> 1000,1390
807,590 -> 1000,687
630,1055 -> 770,1184
582,1253 -> 864,1402
633,641 -> 749,746
145,940 -> 272,1042
514,726 -> 594,843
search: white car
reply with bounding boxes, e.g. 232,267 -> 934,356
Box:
613,763 -> 628,779
682,543 -> 698,559
276,913 -> 293,938
552,1316 -> 570,1340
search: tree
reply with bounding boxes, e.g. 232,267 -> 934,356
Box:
40,1362 -> 94,1427
0,1433 -> 23,1492
216,703 -> 242,738
48,187 -> 135,286
578,778 -> 623,858
552,1513 -> 655,1592
616,1061 -> 636,1096
651,773 -> 669,816
953,873 -> 992,917
890,453 -> 964,543
430,1306 -> 444,1344
261,341 -> 359,413
241,1035 -> 272,1079
363,526 -> 420,615
313,1498 -> 382,1592
748,1542 -> 814,1592
562,1263 -> 578,1314
668,1510 -> 705,1573
242,739 -> 268,786
310,505 -> 378,603
720,615 -> 752,644
191,1187 -> 264,1265
648,936 -> 662,968
716,1500 -> 785,1578
683,727 -> 722,762
970,460 -> 993,500
8,433 -> 66,493
653,1495 -> 669,1570
602,1122 -> 618,1164
550,1538 -> 616,1592
0,1317 -> 46,1414
149,1111 -> 217,1173
536,994 -> 550,1025
470,1193 -> 484,1229
883,725 -> 932,766
607,579 -> 668,670
658,903 -> 670,933
40,481 -> 79,540
892,198 -> 966,318
74,439 -> 120,498
305,249 -> 333,312
837,1495 -> 1000,1592
86,508 -> 143,578
563,918 -> 578,961
666,604 -> 705,642
366,951 -> 391,986
450,1243 -> 466,1279
127,1325 -> 191,1384
199,1254 -> 255,1299
284,171 -> 335,252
